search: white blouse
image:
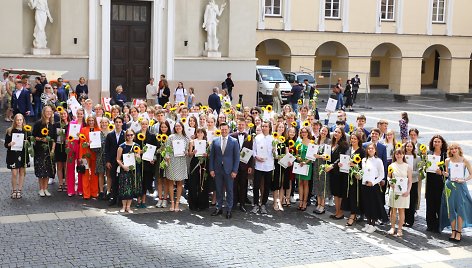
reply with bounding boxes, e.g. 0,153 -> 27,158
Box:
362,157 -> 385,186
253,133 -> 274,172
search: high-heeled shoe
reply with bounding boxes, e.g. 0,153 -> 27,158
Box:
169,201 -> 175,211
174,201 -> 181,212
454,231 -> 461,242
277,199 -> 284,211
387,228 -> 395,235
346,216 -> 356,226
449,230 -> 456,241
273,199 -> 280,211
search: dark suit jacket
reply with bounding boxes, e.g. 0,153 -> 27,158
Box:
11,89 -> 32,115
208,93 -> 222,114
363,141 -> 388,179
230,131 -> 254,170
209,135 -> 240,175
105,130 -> 125,164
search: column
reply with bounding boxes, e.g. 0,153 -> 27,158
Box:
284,0 -> 291,31
100,0 -> 111,96
166,0 -> 175,79
396,0 -> 404,34
89,0 -> 97,80
348,57 -> 371,93
258,0 -> 265,29
426,0 -> 433,35
342,0 -> 349,32
446,0 -> 454,36
397,57 -> 422,95
442,58 -> 469,93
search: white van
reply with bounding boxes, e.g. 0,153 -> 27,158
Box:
256,65 -> 292,105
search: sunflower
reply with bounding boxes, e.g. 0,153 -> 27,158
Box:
23,125 -> 32,132
179,101 -> 185,106
353,154 -> 362,164
224,101 -> 231,106
419,144 -> 427,152
296,143 -> 302,151
247,135 -> 252,142
261,107 -> 266,112
161,134 -> 168,142
395,142 -> 403,149
181,117 -> 187,124
67,135 -> 74,142
272,132 -> 279,139
107,124 -> 115,131
215,129 -> 222,137
314,89 -> 320,95
278,136 -> 286,143
310,139 -> 315,144
224,108 -> 231,114
297,99 -> 303,105
248,123 -> 254,128
138,117 -> 144,123
79,133 -> 86,141
149,119 -> 155,127
41,128 -> 49,136
137,133 -> 146,141
105,112 -> 112,118
170,107 -> 177,112
133,145 -> 140,153
201,106 -> 208,111
324,154 -> 330,161
302,120 -> 310,127
236,104 -> 241,109
266,105 -> 273,112
349,124 -> 354,133
437,161 -> 445,167
291,121 -> 297,127
56,106 -> 64,113
388,166 -> 394,174
288,140 -> 295,148
219,95 -> 223,100
163,103 -> 169,109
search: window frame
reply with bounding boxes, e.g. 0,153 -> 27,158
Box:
380,0 -> 395,21
325,0 -> 341,19
264,0 -> 282,17
432,0 -> 446,23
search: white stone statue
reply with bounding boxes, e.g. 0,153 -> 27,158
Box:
28,0 -> 53,49
202,0 -> 226,52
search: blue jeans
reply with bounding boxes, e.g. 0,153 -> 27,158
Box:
33,98 -> 42,120
291,102 -> 298,114
336,93 -> 344,110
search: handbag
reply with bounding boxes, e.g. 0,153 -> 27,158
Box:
76,164 -> 86,174
332,86 -> 340,94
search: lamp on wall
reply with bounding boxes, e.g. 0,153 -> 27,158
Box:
184,40 -> 188,46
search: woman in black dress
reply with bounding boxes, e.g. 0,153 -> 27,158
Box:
342,132 -> 366,226
425,135 -> 448,233
135,118 -> 157,208
187,128 -> 210,211
4,114 -> 30,199
33,105 -> 57,197
325,127 -> 349,219
54,106 -> 69,192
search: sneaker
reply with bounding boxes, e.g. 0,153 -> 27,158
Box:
328,198 -> 335,207
361,225 -> 369,232
44,189 -> 51,197
290,197 -> 296,203
48,178 -> 55,185
156,199 -> 163,208
180,196 -> 188,205
162,200 -> 167,208
366,225 -> 376,234
260,205 -> 268,215
251,205 -> 259,214
39,190 -> 45,197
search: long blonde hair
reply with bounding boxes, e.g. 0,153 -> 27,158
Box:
41,105 -> 54,125
6,114 -> 26,135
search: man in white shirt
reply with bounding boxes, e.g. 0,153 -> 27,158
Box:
252,121 -> 275,214
146,78 -> 157,106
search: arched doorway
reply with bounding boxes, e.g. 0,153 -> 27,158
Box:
314,41 -> 349,87
370,43 -> 402,91
421,45 -> 452,91
255,39 -> 292,71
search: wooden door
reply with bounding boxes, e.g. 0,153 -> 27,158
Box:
110,1 -> 151,100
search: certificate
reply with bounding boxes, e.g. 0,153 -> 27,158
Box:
405,155 -> 414,170
325,98 -> 338,113
323,144 -> 332,161
257,144 -> 268,160
391,177 -> 408,194
292,162 -> 309,176
194,140 -> 207,157
123,153 -> 136,168
173,140 -> 186,157
207,131 -> 214,143
362,166 -> 376,184
131,121 -> 141,133
67,97 -> 81,116
89,131 -> 102,149
240,147 -> 253,164
427,155 -> 440,173
278,153 -> 295,169
142,144 -> 157,162
56,128 -> 65,144
11,133 -> 24,151
68,124 -> 81,140
306,144 -> 319,161
449,163 -> 465,180
339,154 -> 350,173
186,127 -> 195,138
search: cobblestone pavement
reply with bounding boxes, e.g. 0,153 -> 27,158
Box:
0,95 -> 471,267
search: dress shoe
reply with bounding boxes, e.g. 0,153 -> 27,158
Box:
226,211 -> 232,219
211,209 -> 223,216
239,205 -> 247,212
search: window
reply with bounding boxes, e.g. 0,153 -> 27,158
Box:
370,61 -> 381,77
381,0 -> 395,21
268,59 -> 280,67
325,0 -> 340,19
265,0 -> 281,16
112,4 -> 147,22
321,60 -> 332,77
432,0 -> 446,23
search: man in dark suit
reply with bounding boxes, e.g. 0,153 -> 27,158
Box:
230,119 -> 253,212
351,74 -> 361,103
209,122 -> 240,219
208,87 -> 222,114
105,116 -> 125,206
11,79 -> 31,118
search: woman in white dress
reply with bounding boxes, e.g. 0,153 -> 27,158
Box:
387,148 -> 412,237
271,83 -> 282,114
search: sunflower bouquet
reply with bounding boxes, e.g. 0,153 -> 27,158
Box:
387,166 -> 401,203
417,144 -> 430,180
40,127 -> 55,168
318,151 -> 332,199
156,134 -> 173,170
347,153 -> 363,206
309,87 -> 320,111
23,125 -> 34,167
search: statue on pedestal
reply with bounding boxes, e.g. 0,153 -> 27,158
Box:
28,0 -> 53,50
202,0 -> 226,55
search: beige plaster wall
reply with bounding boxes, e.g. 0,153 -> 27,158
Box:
290,0 -> 317,31
60,0 -> 88,55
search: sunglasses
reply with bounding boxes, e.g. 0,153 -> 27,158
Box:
251,112 -> 259,114
126,134 -> 134,137
45,87 -> 51,89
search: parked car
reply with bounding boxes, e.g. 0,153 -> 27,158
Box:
256,65 -> 292,105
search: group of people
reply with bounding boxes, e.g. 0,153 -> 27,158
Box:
3,73 -> 472,241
